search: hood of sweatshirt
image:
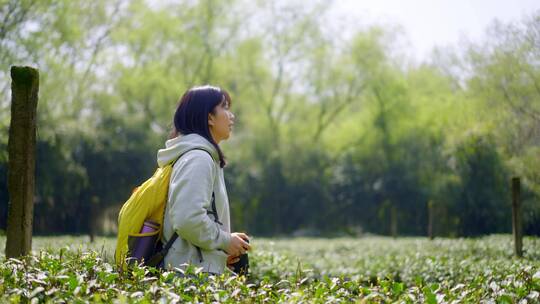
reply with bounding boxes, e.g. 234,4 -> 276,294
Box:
156,133 -> 219,167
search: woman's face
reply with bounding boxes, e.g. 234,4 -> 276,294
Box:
208,98 -> 235,144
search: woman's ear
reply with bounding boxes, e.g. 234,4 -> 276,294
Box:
208,113 -> 215,126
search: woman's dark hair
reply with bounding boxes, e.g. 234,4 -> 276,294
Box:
170,85 -> 231,168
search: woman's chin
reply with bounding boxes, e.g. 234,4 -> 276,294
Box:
221,132 -> 231,141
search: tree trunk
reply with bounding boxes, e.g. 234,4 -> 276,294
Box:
427,200 -> 434,240
5,66 -> 39,258
512,177 -> 523,257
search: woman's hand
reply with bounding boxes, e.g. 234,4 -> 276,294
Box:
227,254 -> 240,271
226,232 -> 250,257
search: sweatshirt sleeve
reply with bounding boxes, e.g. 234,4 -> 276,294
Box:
167,150 -> 231,251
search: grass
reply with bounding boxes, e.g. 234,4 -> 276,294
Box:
0,235 -> 539,303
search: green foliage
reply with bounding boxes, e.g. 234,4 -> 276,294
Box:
466,13 -> 540,200
0,1 -> 539,237
0,236 -> 539,302
450,134 -> 511,236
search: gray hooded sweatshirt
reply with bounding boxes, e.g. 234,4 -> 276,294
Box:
157,133 -> 231,274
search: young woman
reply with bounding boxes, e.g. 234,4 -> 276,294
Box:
157,85 -> 250,274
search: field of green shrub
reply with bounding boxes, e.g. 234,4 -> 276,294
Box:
0,235 -> 539,303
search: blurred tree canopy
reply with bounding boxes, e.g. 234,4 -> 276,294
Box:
0,0 -> 539,237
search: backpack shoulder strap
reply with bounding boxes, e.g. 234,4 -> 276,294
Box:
170,147 -> 219,222
171,148 -> 214,167
207,192 -> 222,225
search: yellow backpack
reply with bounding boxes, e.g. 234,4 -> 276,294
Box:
114,164 -> 173,269
114,148 -> 212,269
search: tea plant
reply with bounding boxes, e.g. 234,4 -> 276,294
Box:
0,235 -> 539,303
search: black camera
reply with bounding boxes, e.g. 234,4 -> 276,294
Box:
231,238 -> 249,276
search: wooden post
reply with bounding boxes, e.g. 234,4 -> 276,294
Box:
5,66 -> 39,258
390,205 -> 397,238
89,196 -> 100,243
511,177 -> 523,257
427,200 -> 434,240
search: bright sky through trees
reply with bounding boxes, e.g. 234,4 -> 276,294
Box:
332,0 -> 540,60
